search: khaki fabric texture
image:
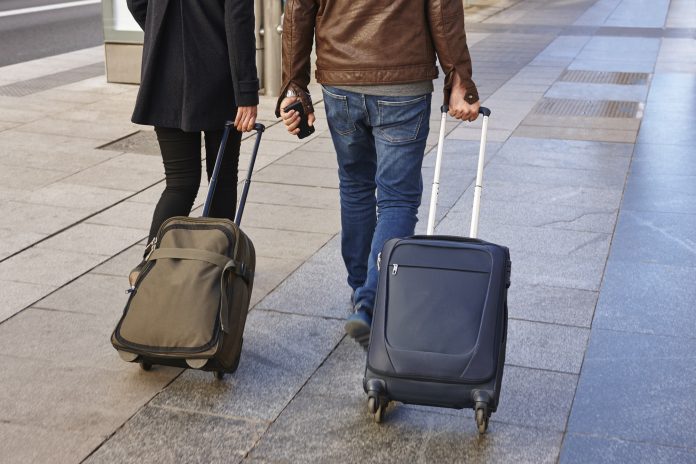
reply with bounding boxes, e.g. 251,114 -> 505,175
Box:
112,216 -> 255,371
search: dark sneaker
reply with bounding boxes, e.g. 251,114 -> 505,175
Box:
345,308 -> 372,351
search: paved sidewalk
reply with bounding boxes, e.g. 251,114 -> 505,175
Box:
1,0 -> 695,462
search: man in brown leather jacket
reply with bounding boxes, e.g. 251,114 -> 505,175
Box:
278,0 -> 481,350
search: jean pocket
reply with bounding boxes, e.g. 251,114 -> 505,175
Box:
376,96 -> 427,143
322,87 -> 356,135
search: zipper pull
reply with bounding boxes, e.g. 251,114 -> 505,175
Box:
392,264 -> 399,276
377,252 -> 382,270
144,236 -> 158,261
126,286 -> 136,294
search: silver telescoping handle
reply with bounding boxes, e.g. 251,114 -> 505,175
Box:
425,106 -> 491,238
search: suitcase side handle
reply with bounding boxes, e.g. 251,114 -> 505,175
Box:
426,106 -> 490,238
202,122 -> 265,226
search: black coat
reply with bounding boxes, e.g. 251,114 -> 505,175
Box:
127,0 -> 259,131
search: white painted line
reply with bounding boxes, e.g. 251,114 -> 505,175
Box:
0,0 -> 101,18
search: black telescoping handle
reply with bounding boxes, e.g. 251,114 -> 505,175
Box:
202,122 -> 265,225
441,105 -> 491,117
234,123 -> 265,226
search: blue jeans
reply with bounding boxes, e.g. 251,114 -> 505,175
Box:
322,86 -> 432,314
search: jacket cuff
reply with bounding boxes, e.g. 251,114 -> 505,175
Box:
443,71 -> 480,106
275,82 -> 314,117
236,79 -> 260,107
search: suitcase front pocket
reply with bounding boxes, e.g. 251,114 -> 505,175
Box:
385,264 -> 490,356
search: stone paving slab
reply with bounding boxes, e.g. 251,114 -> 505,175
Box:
2,0 -> 695,461
0,227 -> 46,259
242,182 -> 339,210
507,319 -> 590,374
508,284 -> 598,328
36,272 -> 130,316
545,81 -> 649,102
85,405 -> 266,464
593,260 -> 696,338
0,307 -> 131,370
0,280 -> 56,323
247,338 -> 565,464
567,329 -> 696,449
151,310 -> 343,423
631,143 -> 696,176
514,125 -> 637,143
560,434 -> 696,464
13,118 -> 137,143
256,235 -> 351,320
14,182 -> 134,212
474,179 -> 624,210
0,164 -> 68,191
484,162 -> 628,189
609,210 -> 696,267
622,173 -> 696,215
273,149 -> 338,169
507,250 -> 607,291
1,421 -> 97,464
241,202 -> 341,234
85,200 -> 154,232
0,355 -> 179,463
249,256 -> 305,309
0,143 -> 118,173
521,114 -> 642,131
35,223 -> 147,257
0,247 -> 107,288
251,164 -> 339,189
449,201 -> 617,234
243,227 -> 332,261
91,244 -> 146,278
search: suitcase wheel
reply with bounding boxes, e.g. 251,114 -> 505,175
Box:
140,361 -> 153,371
475,404 -> 489,434
214,371 -> 225,380
367,395 -> 388,424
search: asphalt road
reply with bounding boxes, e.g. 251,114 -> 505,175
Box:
0,0 -> 104,67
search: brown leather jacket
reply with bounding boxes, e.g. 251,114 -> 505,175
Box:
276,0 -> 479,116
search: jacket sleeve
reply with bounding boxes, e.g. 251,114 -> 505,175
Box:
225,0 -> 260,107
126,0 -> 148,30
427,0 -> 479,104
275,0 -> 318,117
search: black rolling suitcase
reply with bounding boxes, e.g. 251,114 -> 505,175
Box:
112,122 -> 265,380
363,106 -> 511,433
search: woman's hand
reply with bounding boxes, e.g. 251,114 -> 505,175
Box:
279,97 -> 315,136
235,106 -> 257,132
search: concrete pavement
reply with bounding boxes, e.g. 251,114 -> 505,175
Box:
1,0 -> 695,462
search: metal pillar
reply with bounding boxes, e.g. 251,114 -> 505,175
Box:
261,0 -> 283,96
254,0 -> 264,93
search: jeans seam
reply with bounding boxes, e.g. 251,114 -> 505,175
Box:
377,106 -> 425,143
323,88 -> 357,135
362,94 -> 371,126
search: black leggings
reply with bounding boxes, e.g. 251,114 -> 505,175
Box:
148,126 -> 242,242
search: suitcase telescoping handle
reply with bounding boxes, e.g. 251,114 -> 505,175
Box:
425,106 -> 491,239
202,122 -> 266,226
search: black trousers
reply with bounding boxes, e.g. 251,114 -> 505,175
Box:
148,126 -> 242,242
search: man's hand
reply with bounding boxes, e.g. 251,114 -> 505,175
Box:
279,96 -> 316,136
448,73 -> 480,122
234,106 -> 257,132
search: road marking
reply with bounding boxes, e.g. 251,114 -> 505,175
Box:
0,0 -> 101,18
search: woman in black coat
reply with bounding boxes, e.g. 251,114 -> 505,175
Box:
126,0 -> 259,245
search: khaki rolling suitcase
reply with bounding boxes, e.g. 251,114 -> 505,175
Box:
111,122 -> 265,380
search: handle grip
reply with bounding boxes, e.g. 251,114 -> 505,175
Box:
440,105 -> 491,117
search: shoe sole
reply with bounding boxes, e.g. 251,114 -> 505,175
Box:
344,319 -> 370,351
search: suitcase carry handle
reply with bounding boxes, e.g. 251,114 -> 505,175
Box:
426,106 -> 490,239
202,122 -> 265,226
